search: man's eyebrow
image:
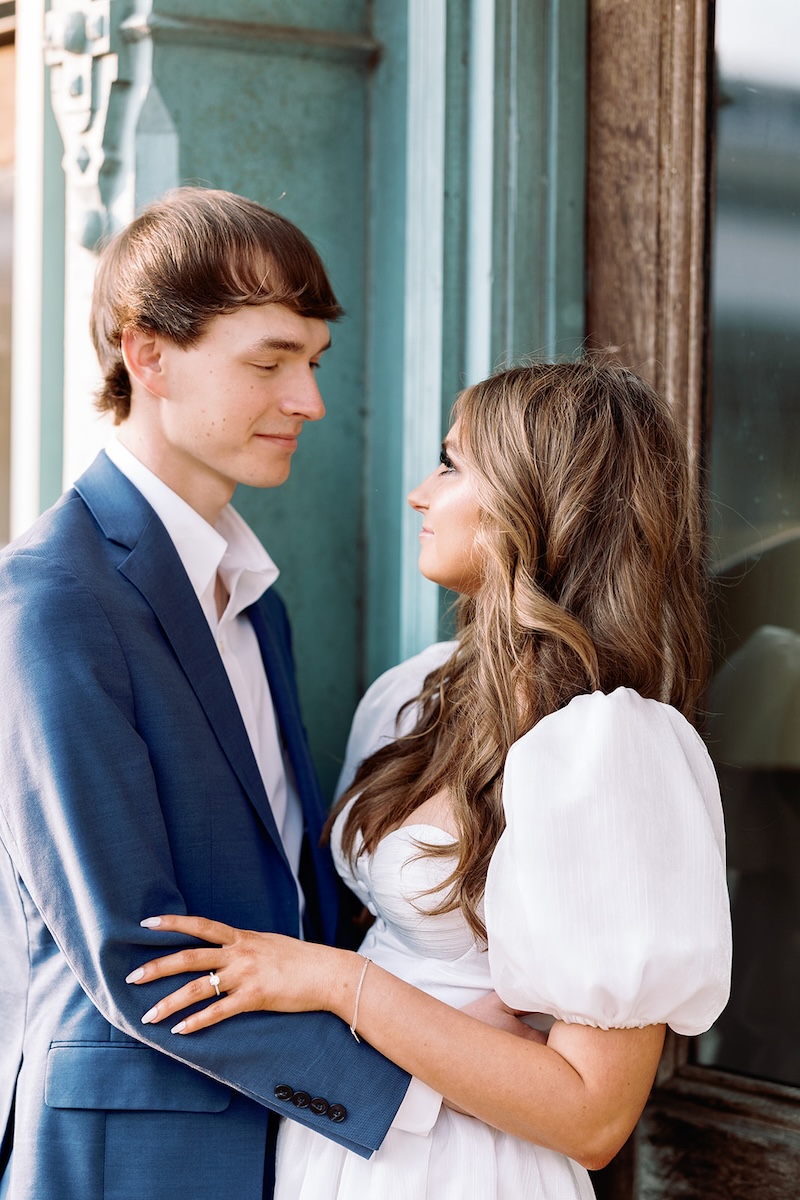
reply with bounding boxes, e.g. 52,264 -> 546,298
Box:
247,335 -> 332,355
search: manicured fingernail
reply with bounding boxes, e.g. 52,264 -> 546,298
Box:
140,917 -> 162,928
141,1006 -> 159,1024
171,1021 -> 187,1034
126,967 -> 144,983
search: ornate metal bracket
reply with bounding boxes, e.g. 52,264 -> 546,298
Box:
45,0 -> 136,251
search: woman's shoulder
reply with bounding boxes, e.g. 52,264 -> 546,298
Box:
508,686 -> 713,781
502,685 -> 723,858
335,641 -> 458,798
362,641 -> 458,716
516,684 -> 697,734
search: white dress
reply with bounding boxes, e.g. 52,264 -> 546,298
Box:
276,643 -> 732,1199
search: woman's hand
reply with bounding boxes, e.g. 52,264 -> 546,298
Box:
126,913 -> 356,1034
460,992 -> 548,1044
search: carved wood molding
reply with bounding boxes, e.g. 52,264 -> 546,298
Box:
119,11 -> 381,65
45,0 -> 132,249
585,0 -> 713,461
45,0 -> 179,251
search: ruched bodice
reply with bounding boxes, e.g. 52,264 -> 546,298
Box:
335,822 -> 468,958
331,817 -> 494,1008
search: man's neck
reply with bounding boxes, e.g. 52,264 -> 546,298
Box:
115,424 -> 233,527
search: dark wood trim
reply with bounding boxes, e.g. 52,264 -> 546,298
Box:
657,1065 -> 800,1132
585,0 -> 713,466
585,5 -> 715,1193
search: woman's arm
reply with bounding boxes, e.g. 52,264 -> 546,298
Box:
130,915 -> 664,1169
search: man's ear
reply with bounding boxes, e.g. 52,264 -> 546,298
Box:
121,327 -> 169,398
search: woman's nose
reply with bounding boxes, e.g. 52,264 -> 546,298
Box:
407,478 -> 429,512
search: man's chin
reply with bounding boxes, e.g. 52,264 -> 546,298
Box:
238,464 -> 294,491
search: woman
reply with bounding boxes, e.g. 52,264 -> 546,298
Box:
129,360 -> 732,1198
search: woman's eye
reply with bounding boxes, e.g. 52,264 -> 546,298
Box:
439,448 -> 455,472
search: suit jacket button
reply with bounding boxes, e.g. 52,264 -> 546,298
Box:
310,1097 -> 329,1116
274,1084 -> 293,1102
328,1103 -> 347,1123
292,1090 -> 312,1109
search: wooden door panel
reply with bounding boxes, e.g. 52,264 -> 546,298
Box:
638,1069 -> 800,1198
585,2 -> 800,1194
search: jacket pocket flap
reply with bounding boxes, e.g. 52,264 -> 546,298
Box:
45,1042 -> 232,1112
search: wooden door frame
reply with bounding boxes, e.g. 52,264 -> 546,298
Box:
585,1 -> 800,1195
585,0 -> 712,473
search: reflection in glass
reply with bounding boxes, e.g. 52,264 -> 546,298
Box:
698,0 -> 800,1087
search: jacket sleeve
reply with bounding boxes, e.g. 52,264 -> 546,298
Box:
0,550 -> 409,1157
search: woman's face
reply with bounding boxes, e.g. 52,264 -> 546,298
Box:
407,420 -> 484,594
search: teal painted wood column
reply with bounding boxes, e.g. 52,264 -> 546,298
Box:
364,0 -> 446,683
364,0 -> 587,682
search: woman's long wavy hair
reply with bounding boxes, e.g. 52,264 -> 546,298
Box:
331,358 -> 711,942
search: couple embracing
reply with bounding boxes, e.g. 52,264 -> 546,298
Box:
0,188 -> 731,1200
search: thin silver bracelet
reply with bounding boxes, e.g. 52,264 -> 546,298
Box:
349,957 -> 372,1042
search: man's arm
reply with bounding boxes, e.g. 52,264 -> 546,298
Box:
0,552 -> 409,1156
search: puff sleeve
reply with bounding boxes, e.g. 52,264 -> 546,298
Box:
485,688 -> 732,1035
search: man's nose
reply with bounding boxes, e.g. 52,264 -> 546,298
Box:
288,371 -> 326,422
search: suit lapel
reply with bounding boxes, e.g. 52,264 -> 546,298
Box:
247,600 -> 323,825
249,598 -> 340,944
74,454 -> 291,865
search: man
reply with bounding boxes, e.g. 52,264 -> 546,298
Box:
0,189 -> 427,1200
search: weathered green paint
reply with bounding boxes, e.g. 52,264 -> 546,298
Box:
363,0 -> 410,687
491,0 -> 586,363
39,79 -> 66,513
159,0 -> 367,35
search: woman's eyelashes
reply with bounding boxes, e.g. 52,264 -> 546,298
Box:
439,447 -> 456,473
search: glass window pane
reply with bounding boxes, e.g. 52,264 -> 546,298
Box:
697,0 -> 800,1088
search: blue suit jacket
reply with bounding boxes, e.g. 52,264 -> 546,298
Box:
0,453 -> 409,1200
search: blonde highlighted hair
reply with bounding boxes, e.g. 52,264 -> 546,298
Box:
332,358 -> 710,941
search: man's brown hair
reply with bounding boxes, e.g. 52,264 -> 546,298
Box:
90,187 -> 343,422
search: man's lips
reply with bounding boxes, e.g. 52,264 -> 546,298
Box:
255,432 -> 300,449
